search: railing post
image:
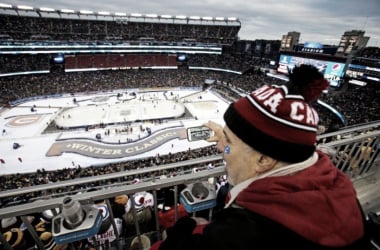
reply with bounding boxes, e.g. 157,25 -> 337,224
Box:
105,198 -> 122,250
20,215 -> 45,250
130,196 -> 143,250
152,189 -> 162,240
174,186 -> 178,222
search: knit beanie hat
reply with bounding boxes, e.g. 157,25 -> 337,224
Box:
224,64 -> 329,163
35,231 -> 56,250
2,228 -> 26,250
1,217 -> 19,232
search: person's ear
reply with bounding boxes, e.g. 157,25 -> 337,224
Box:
255,154 -> 277,174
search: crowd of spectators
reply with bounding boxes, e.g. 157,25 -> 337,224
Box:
0,145 -> 220,205
0,54 -> 51,74
0,13 -> 240,44
320,82 -> 380,126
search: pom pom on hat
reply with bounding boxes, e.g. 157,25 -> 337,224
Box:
1,217 -> 18,231
35,231 -> 56,250
288,64 -> 329,103
224,64 -> 327,163
114,195 -> 128,206
134,194 -> 145,211
130,234 -> 151,249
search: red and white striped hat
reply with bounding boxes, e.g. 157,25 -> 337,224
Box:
224,64 -> 329,162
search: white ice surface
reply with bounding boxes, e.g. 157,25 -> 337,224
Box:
0,88 -> 229,175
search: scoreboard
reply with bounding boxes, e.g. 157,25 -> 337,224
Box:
277,54 -> 346,87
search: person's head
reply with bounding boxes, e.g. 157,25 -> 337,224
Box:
219,64 -> 329,185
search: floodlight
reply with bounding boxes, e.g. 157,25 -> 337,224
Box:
115,12 -> 127,16
0,3 -> 12,8
131,13 -> 142,17
215,17 -> 225,21
175,15 -> 187,19
349,79 -> 367,86
61,9 -> 75,13
202,16 -> 213,21
98,11 -> 110,15
227,17 -> 237,21
189,16 -> 200,20
80,10 -> 93,14
40,7 -> 55,12
160,15 -> 172,19
146,14 -> 158,18
366,76 -> 379,82
17,5 -> 33,10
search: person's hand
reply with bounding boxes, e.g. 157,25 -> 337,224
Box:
204,120 -> 223,143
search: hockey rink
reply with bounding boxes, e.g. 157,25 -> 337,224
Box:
0,88 -> 229,175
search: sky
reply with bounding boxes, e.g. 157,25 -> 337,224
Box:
2,0 -> 380,46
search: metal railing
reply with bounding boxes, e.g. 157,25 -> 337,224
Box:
0,122 -> 379,250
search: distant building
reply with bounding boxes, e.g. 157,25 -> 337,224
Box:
336,30 -> 369,56
280,31 -> 300,51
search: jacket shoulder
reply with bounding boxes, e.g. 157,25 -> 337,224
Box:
201,207 -> 370,250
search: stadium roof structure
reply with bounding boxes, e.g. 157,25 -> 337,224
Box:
0,2 -> 241,26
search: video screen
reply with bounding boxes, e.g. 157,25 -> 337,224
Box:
277,54 -> 345,87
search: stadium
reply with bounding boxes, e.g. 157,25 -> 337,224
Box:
0,3 -> 379,250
